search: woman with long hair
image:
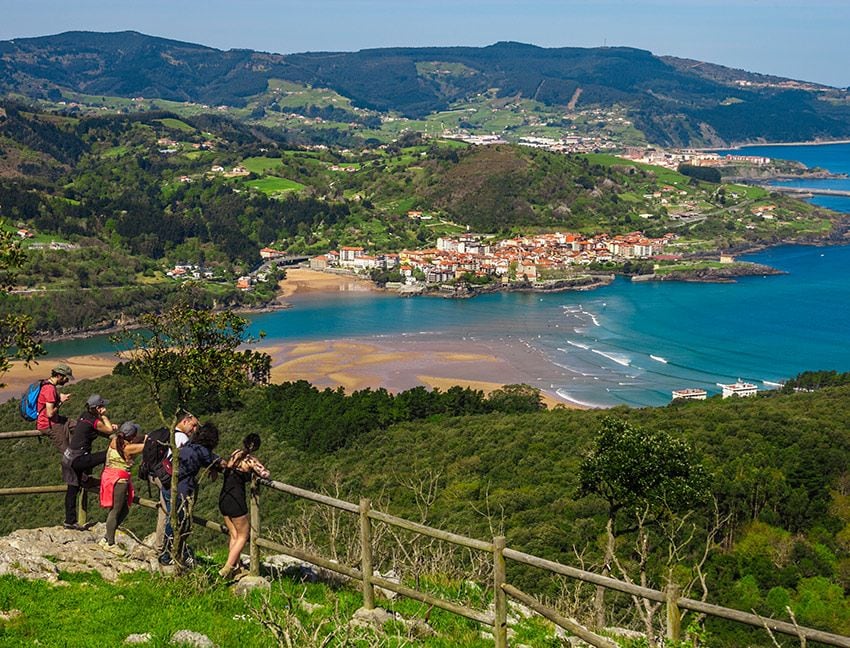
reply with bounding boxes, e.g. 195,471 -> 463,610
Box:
98,421 -> 145,555
218,433 -> 270,578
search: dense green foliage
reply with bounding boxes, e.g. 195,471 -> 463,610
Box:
0,223 -> 43,385
242,380 -> 543,453
785,369 -> 850,391
677,164 -> 721,184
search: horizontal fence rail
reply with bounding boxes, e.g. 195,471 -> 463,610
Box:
2,430 -> 849,647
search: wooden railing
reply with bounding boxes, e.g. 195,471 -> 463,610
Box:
1,430 -> 849,647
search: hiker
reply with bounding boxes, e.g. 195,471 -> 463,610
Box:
152,412 -> 199,554
218,433 -> 271,578
98,421 -> 146,555
61,395 -> 117,530
159,421 -> 224,567
36,362 -> 74,452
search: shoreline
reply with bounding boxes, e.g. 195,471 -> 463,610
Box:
1,270 -> 584,408
25,252 -> 812,345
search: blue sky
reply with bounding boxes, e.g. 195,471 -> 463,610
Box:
2,0 -> 849,88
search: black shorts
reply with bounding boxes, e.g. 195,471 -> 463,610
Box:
219,487 -> 248,518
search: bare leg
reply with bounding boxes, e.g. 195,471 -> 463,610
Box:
223,515 -> 250,574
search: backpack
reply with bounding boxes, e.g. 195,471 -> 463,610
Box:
19,381 -> 45,422
138,427 -> 173,489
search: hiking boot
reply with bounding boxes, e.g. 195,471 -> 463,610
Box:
63,522 -> 84,531
97,538 -> 125,556
158,553 -> 173,566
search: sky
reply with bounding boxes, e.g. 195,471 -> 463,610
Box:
2,0 -> 849,88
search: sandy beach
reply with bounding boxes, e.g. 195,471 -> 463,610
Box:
0,354 -> 121,402
278,267 -> 375,298
1,268 -> 577,408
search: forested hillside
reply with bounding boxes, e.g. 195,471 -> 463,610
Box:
1,373 -> 849,644
3,31 -> 850,145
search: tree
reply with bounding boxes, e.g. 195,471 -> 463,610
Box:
0,224 -> 44,386
112,288 -> 271,565
579,418 -> 710,637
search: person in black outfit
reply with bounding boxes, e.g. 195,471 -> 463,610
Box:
218,433 -> 270,578
60,394 -> 117,530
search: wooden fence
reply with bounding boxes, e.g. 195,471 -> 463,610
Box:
1,430 -> 848,647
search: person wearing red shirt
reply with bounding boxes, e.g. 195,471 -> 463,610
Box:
36,362 -> 74,452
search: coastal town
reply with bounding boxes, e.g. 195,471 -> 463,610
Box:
303,229 -> 676,288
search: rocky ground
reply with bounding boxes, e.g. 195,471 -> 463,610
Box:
0,523 -> 160,582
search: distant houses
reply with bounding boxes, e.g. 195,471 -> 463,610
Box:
260,247 -> 287,261
166,264 -> 214,280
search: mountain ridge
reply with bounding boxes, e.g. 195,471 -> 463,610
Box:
2,31 -> 850,145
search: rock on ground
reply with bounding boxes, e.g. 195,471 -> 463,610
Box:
170,630 -> 217,647
232,575 -> 271,596
0,524 -> 159,582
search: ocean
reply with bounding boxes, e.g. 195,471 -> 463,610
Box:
717,141 -> 850,213
42,143 -> 850,408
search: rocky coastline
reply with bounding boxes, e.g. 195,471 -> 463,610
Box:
633,262 -> 785,284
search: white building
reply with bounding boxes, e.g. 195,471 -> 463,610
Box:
719,381 -> 758,398
672,388 -> 708,401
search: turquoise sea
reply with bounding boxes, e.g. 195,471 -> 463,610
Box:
43,143 -> 850,408
717,141 -> 850,213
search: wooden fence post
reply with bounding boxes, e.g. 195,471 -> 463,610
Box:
249,477 -> 260,576
359,498 -> 375,610
666,582 -> 681,643
493,535 -> 508,648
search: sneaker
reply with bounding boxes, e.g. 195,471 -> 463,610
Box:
98,539 -> 125,556
63,522 -> 83,531
158,553 -> 173,566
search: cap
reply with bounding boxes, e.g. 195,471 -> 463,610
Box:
86,394 -> 108,409
52,362 -> 74,379
118,421 -> 140,439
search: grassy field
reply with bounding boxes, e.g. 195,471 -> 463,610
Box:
241,156 -> 284,174
0,568 -> 559,647
154,118 -> 195,133
244,177 -> 306,195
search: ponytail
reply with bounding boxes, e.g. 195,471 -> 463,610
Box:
115,435 -> 128,461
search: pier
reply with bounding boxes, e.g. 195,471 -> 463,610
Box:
764,186 -> 850,197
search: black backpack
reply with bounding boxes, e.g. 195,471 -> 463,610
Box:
138,427 -> 172,488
